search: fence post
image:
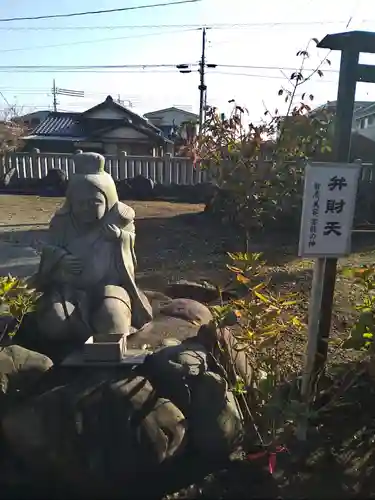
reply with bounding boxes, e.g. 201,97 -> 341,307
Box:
119,151 -> 127,179
164,152 -> 172,185
0,153 -> 6,179
30,148 -> 40,179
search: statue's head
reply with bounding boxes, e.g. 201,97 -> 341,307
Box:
73,151 -> 105,175
66,153 -> 119,227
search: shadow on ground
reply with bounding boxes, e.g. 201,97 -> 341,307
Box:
0,212 -> 243,288
255,230 -> 375,267
2,211 -> 375,292
273,366 -> 375,499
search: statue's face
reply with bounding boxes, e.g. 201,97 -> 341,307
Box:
71,189 -> 106,225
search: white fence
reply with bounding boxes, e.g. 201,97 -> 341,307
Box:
0,152 -> 209,185
2,152 -> 375,186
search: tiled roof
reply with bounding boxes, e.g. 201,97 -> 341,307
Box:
32,112 -> 84,137
29,103 -> 173,144
83,95 -> 168,138
144,107 -> 198,119
312,100 -> 375,115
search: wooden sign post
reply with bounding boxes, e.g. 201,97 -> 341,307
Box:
298,161 -> 361,438
310,31 -> 375,372
297,31 -> 375,438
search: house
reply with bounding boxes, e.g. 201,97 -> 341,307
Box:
22,96 -> 173,155
314,131 -> 375,162
14,110 -> 51,131
265,101 -> 375,162
351,102 -> 375,141
143,107 -> 199,140
312,100 -> 375,141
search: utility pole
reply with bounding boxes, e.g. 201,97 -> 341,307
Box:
198,27 -> 207,135
52,79 -> 58,112
176,27 -> 215,132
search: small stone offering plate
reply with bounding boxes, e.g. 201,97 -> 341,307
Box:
83,334 -> 127,362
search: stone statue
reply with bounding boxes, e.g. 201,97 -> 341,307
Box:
34,152 -> 153,341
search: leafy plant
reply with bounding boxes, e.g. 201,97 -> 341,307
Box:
0,275 -> 41,341
340,265 -> 375,351
211,252 -> 305,446
187,39 -> 333,243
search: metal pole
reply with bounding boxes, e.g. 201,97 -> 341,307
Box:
52,79 -> 57,112
198,27 -> 207,135
313,49 -> 359,374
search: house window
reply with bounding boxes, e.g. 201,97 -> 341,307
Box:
368,115 -> 375,126
360,119 -> 366,129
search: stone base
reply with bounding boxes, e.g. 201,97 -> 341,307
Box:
83,334 -> 127,362
61,348 -> 151,367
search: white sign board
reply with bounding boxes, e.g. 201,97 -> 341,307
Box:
298,162 -> 361,257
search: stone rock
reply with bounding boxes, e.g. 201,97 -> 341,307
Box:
204,187 -> 237,221
3,340 -> 244,493
2,167 -> 18,187
165,184 -> 192,202
161,338 -> 181,347
152,182 -> 170,199
144,341 -> 244,457
0,344 -> 53,400
40,168 -> 67,196
194,182 -> 218,204
164,280 -> 219,303
2,371 -> 187,492
145,340 -> 209,413
143,289 -> 173,315
160,298 -> 213,325
115,179 -> 133,200
127,175 -> 154,200
189,372 -> 243,456
2,334 -> 245,496
128,315 -> 199,350
197,324 -> 253,389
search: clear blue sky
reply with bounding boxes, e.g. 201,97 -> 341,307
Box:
0,0 -> 374,120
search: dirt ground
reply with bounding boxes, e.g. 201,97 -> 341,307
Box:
2,194 -> 375,499
0,194 -> 234,291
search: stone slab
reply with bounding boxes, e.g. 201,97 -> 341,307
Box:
61,348 -> 151,367
0,242 -> 40,278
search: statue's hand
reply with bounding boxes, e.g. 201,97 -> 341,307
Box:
102,224 -> 121,241
61,254 -> 83,275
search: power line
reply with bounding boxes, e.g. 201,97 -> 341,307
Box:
210,71 -> 336,83
0,28 -> 197,53
0,63 -> 340,73
0,66 -> 196,73
0,91 -> 11,108
0,70 -> 337,85
0,64 -> 192,69
0,70 -> 338,82
0,19 -> 371,30
0,0 -> 201,23
218,64 -> 339,73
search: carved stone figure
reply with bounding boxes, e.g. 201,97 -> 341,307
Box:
34,152 -> 153,341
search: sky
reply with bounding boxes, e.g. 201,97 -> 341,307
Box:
0,0 -> 375,121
